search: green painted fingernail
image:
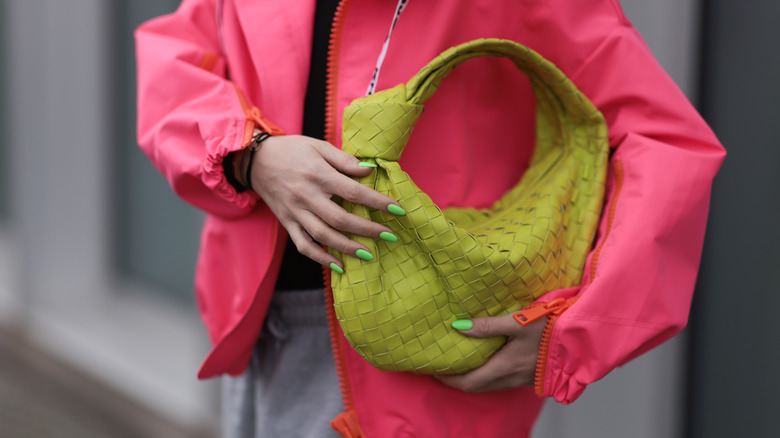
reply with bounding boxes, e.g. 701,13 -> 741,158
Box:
379,231 -> 398,242
355,249 -> 374,261
452,320 -> 473,331
329,263 -> 344,274
387,204 -> 406,216
358,162 -> 377,168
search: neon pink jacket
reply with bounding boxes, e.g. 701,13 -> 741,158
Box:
136,0 -> 724,436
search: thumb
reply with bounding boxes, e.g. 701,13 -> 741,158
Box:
451,314 -> 520,338
315,141 -> 375,177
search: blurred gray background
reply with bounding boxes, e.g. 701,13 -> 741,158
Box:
0,0 -> 777,437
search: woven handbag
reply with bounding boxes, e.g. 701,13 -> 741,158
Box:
329,39 -> 608,375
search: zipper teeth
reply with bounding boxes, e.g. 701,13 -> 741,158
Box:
324,0 -> 353,145
589,160 -> 624,282
534,159 -> 621,396
324,0 -> 356,414
534,313 -> 559,398
230,84 -> 258,147
533,298 -> 578,398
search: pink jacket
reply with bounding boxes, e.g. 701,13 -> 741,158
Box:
136,0 -> 725,436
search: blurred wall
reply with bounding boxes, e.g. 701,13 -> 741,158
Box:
688,1 -> 780,436
113,0 -> 205,303
1,0 -> 217,434
0,1 -> 8,219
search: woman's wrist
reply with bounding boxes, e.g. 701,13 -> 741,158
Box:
244,131 -> 272,192
223,151 -> 247,192
225,129 -> 274,192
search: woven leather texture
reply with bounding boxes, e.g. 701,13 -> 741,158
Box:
329,39 -> 608,374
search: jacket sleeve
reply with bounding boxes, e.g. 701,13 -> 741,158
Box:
135,0 -> 276,218
534,11 -> 726,403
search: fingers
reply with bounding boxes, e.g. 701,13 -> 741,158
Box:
251,135 -> 405,266
438,360 -> 512,393
438,331 -> 539,392
316,199 -> 396,242
285,222 -> 336,267
313,141 -> 405,215
439,368 -> 533,393
452,313 -> 524,338
437,354 -> 506,393
269,137 -> 403,218
315,140 -> 376,177
321,166 -> 404,215
283,198 -> 397,266
296,209 -> 377,259
439,315 -> 547,392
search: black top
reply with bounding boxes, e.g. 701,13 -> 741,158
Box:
275,0 -> 342,291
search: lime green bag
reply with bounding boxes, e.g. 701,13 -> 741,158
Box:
329,39 -> 609,375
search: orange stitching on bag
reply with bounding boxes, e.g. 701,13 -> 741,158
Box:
589,160 -> 624,282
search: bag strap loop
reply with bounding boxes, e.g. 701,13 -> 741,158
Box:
406,39 -> 597,121
341,39 -> 604,163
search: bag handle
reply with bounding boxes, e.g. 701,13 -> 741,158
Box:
341,39 -> 603,162
406,39 -> 597,119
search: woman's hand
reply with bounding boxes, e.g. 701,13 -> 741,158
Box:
438,315 -> 547,392
249,135 -> 402,270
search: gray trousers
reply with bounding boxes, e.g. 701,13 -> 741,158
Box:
221,289 -> 343,438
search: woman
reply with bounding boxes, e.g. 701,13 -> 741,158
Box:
135,0 -> 724,436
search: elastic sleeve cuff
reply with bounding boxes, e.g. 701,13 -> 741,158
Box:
202,119 -> 260,210
222,152 -> 249,193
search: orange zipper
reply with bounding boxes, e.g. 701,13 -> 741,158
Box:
323,1 -> 363,437
324,266 -> 364,437
232,84 -> 285,147
513,297 -> 579,398
589,160 -> 624,282
197,50 -> 220,72
324,262 -> 354,414
325,0 -> 354,147
515,160 -> 623,398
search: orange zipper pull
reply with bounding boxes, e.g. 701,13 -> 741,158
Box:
248,107 -> 285,136
513,298 -> 568,326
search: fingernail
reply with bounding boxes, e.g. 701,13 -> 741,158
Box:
355,249 -> 374,261
379,231 -> 397,242
452,320 -> 473,331
358,162 -> 377,168
387,204 -> 406,216
329,263 -> 344,274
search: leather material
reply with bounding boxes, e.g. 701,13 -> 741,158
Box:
330,39 -> 608,374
